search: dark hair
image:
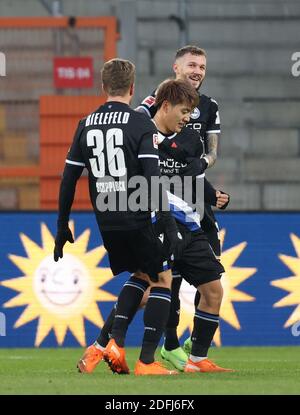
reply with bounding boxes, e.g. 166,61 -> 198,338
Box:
101,58 -> 135,96
175,45 -> 207,60
155,79 -> 199,110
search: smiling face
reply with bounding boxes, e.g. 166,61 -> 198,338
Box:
38,266 -> 82,306
33,253 -> 92,316
173,53 -> 206,90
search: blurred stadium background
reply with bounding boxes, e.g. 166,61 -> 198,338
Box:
0,0 -> 300,350
1,0 -> 300,210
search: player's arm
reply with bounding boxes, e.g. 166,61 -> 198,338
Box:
135,92 -> 157,118
158,134 -> 209,171
138,128 -> 182,261
135,106 -> 151,116
204,178 -> 217,206
157,137 -> 223,207
205,98 -> 221,168
140,157 -> 182,259
57,163 -> 84,228
54,121 -> 85,261
204,178 -> 230,209
138,129 -> 172,214
205,132 -> 219,168
216,190 -> 230,210
178,155 -> 229,210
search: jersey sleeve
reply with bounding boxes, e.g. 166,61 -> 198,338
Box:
206,98 -> 221,134
65,119 -> 86,167
135,90 -> 157,118
138,123 -> 160,162
204,178 -> 217,206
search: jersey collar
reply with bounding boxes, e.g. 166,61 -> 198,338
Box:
157,131 -> 177,141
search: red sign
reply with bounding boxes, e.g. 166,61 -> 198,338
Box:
53,57 -> 94,88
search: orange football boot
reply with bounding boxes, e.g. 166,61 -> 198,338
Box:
184,358 -> 234,373
134,360 -> 179,376
77,344 -> 103,373
103,339 -> 130,374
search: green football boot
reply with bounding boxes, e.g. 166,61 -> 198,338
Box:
160,345 -> 188,371
183,337 -> 192,355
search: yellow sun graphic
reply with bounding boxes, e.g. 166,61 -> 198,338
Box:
178,229 -> 256,346
0,221 -> 117,347
271,233 -> 300,328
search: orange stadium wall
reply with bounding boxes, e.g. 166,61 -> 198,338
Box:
40,96 -> 105,210
0,16 -> 118,210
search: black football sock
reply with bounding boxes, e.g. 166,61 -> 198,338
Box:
191,310 -> 219,357
194,290 -> 201,310
96,304 -> 116,348
111,276 -> 149,347
140,287 -> 171,364
164,277 -> 182,351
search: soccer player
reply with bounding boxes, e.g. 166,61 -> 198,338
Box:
78,79 -> 233,375
137,45 -> 226,257
153,79 -> 232,373
136,45 -> 229,367
54,59 -> 184,376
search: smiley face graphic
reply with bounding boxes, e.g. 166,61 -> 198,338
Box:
33,253 -> 92,316
1,223 -> 117,346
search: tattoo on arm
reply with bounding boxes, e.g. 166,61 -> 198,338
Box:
206,133 -> 219,167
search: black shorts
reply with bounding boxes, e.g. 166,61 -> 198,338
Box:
101,223 -> 172,282
204,222 -> 221,257
173,224 -> 224,288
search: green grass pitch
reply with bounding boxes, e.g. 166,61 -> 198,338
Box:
1,346 -> 300,395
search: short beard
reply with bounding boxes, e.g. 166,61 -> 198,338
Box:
196,79 -> 203,92
187,76 -> 203,92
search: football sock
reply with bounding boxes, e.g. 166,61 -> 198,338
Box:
140,287 -> 171,364
191,310 -> 219,357
164,277 -> 182,351
164,328 -> 179,351
111,276 -> 149,347
96,304 -> 116,348
189,355 -> 207,363
93,342 -> 105,352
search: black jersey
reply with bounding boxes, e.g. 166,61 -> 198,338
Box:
157,128 -> 204,232
66,101 -> 160,231
137,89 -> 220,155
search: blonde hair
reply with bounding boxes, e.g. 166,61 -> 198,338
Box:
101,58 -> 135,96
